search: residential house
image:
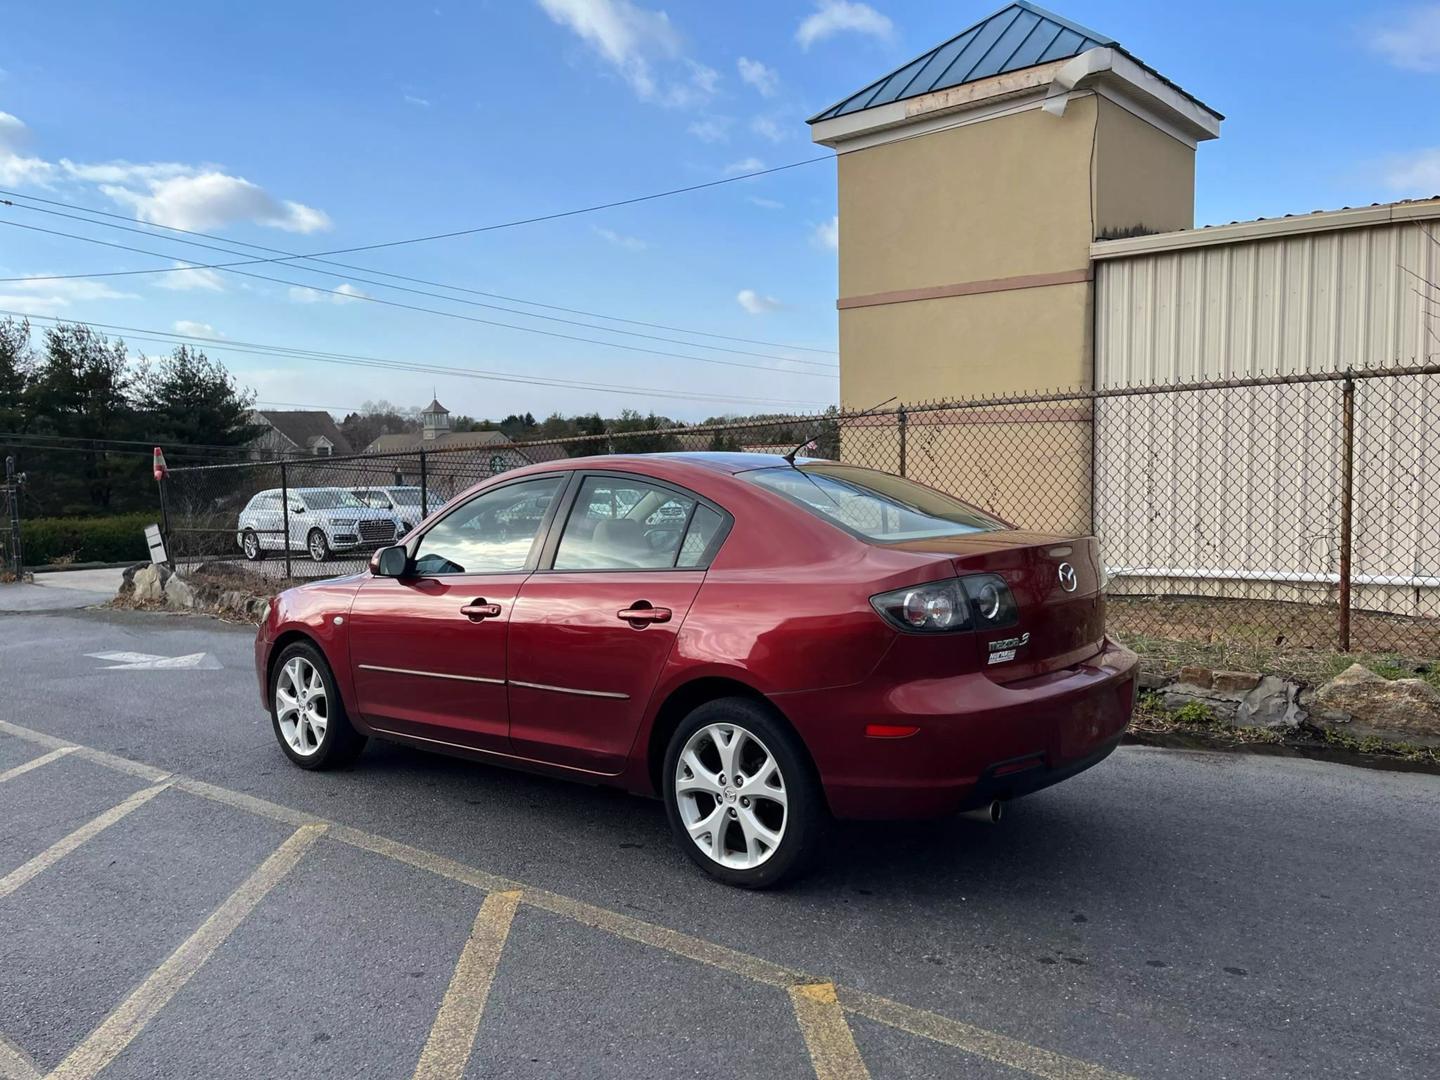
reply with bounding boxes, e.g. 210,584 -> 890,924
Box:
248,410 -> 354,458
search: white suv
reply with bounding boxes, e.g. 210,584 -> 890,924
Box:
236,487 -> 402,562
349,486 -> 435,536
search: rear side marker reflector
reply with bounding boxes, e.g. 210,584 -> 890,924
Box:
864,724 -> 920,739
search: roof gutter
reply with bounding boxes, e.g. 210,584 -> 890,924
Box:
1040,47 -> 1222,142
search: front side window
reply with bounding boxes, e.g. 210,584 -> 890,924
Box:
300,489 -> 366,511
412,476 -> 564,575
747,465 -> 1005,542
554,476 -> 699,570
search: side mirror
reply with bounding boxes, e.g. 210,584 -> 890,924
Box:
371,544 -> 411,578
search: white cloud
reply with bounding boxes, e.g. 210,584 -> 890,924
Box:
736,288 -> 782,314
1381,147 -> 1440,192
0,276 -> 137,314
289,282 -> 368,304
593,226 -> 648,250
1370,6 -> 1440,71
100,172 -> 330,234
537,0 -> 717,107
173,320 -> 219,338
403,94 -> 432,107
748,196 -> 784,209
153,262 -> 225,292
796,0 -> 893,49
737,57 -> 779,96
686,116 -> 732,143
723,157 -> 766,175
0,110 -> 54,186
751,115 -> 787,143
812,215 -> 839,252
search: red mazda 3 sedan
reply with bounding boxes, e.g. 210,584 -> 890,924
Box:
255,454 -> 1137,887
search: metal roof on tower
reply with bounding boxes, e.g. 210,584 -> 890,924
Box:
808,2 -> 1219,125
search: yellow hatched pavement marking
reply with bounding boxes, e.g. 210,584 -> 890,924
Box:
411,890 -> 522,1080
0,747 -> 75,784
46,823 -> 326,1080
0,781 -> 172,901
0,1032 -> 40,1080
790,982 -> 871,1080
0,721 -> 1134,1080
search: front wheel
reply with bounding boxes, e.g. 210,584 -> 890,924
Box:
662,697 -> 826,888
307,528 -> 330,562
270,642 -> 367,769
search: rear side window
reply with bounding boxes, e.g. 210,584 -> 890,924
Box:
677,505 -> 724,567
747,465 -> 1004,542
554,476 -> 699,570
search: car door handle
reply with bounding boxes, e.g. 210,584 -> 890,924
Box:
617,604 -> 671,626
460,600 -> 502,621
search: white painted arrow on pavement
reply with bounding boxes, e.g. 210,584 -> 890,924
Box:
86,651 -> 223,671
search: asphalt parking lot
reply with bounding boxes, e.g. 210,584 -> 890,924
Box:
1,604 -> 1437,1079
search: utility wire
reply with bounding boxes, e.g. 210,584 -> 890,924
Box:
0,217 -> 836,380
0,188 -> 839,356
0,198 -> 837,369
0,309 -> 833,410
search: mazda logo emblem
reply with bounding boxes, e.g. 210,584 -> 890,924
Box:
1057,563 -> 1078,592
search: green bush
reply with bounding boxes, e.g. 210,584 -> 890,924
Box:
20,513 -> 155,566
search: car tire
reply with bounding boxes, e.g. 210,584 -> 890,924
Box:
269,641 -> 367,770
663,697 -> 826,889
307,528 -> 330,562
241,529 -> 262,562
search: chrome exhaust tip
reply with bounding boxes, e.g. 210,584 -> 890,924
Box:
960,799 -> 1003,825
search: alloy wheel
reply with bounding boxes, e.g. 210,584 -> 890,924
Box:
243,531 -> 259,559
308,530 -> 327,562
674,722 -> 787,869
275,656 -> 328,757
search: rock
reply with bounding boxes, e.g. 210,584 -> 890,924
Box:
1178,665 -> 1213,688
1236,676 -> 1304,729
1213,670 -> 1261,693
163,575 -> 196,610
119,562 -> 150,595
1137,669 -> 1168,691
132,565 -> 165,603
1311,664 -> 1440,747
1163,672 -> 1303,730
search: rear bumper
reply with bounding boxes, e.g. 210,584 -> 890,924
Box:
778,637 -> 1138,820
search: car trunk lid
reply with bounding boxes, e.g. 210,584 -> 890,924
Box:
888,531 -> 1105,681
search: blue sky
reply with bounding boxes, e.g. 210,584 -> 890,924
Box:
1,1 -> 1436,421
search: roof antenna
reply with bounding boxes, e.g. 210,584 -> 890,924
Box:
782,396 -> 896,465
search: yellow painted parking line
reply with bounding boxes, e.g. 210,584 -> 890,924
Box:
0,747 -> 75,784
411,890 -> 522,1080
790,982 -> 871,1080
0,721 -> 168,785
47,823 -> 326,1080
0,781 -> 172,901
840,986 -> 1132,1080
0,1032 -> 40,1080
0,720 -> 1133,1080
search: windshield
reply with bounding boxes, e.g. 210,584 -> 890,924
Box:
387,489 -> 423,505
300,489 -> 366,510
747,464 -> 1004,542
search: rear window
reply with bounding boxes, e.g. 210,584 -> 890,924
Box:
747,465 -> 1004,542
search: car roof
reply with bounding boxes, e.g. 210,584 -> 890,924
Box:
526,451 -> 798,476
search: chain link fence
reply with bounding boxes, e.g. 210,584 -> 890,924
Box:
161,367 -> 1440,657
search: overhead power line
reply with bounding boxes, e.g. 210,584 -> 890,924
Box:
0,217 -> 837,380
0,189 -> 839,357
0,198 -> 837,369
0,309 -> 834,410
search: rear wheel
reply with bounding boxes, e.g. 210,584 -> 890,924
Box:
307,528 -> 330,562
270,642 -> 366,769
241,529 -> 262,561
663,697 -> 825,888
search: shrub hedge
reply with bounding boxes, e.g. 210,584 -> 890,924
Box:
21,513 -> 154,566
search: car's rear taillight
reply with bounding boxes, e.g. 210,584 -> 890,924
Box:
870,575 -> 1018,633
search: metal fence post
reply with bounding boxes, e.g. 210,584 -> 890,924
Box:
419,449 -> 428,517
280,459 -> 292,579
1337,372 -> 1355,652
4,455 -> 21,577
897,407 -> 908,477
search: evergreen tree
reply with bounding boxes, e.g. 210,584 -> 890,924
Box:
137,345 -> 263,449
